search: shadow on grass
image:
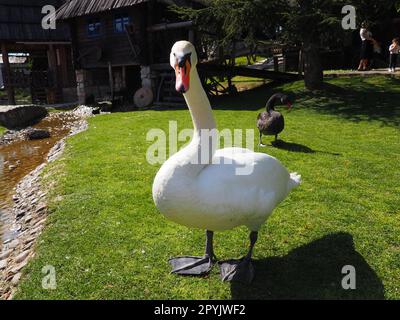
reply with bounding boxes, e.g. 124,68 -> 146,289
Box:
269,140 -> 341,156
288,80 -> 400,128
230,232 -> 385,299
211,83 -> 279,111
213,78 -> 400,127
152,77 -> 400,127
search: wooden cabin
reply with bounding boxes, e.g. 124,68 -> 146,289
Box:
0,0 -> 76,105
56,0 -> 204,106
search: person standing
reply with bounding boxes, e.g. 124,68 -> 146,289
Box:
358,22 -> 374,71
389,38 -> 400,72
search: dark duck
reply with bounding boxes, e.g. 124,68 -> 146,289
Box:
257,93 -> 293,146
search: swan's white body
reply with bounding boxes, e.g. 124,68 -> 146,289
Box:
152,41 -> 301,232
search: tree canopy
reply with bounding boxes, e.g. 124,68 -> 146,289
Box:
172,0 -> 399,89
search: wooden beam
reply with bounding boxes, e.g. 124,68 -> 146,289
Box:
198,63 -> 302,82
1,43 -> 16,105
147,21 -> 193,32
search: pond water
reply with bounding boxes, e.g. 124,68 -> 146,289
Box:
0,113 -> 79,210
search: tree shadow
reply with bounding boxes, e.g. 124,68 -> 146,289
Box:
270,140 -> 341,156
151,77 -> 400,128
230,233 -> 385,300
293,80 -> 400,128
212,78 -> 400,128
211,83 -> 281,111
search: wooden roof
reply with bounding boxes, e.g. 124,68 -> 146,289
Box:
57,0 -> 205,20
0,0 -> 71,42
57,0 -> 147,19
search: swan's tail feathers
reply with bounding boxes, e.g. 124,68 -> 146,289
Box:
288,172 -> 301,192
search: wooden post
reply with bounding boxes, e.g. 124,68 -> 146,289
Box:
47,44 -> 60,103
188,29 -> 195,44
273,56 -> 279,72
122,66 -> 127,89
108,62 -> 114,101
147,0 -> 155,65
1,43 -> 16,105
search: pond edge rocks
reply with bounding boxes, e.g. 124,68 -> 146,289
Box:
0,107 -> 91,300
0,105 -> 48,130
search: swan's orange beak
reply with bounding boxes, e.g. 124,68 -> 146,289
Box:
175,56 -> 191,94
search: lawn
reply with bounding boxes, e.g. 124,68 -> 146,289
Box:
220,76 -> 268,92
15,76 -> 400,299
0,126 -> 6,135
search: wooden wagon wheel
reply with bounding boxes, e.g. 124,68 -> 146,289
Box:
134,87 -> 153,108
203,76 -> 228,96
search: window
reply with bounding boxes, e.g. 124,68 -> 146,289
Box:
87,19 -> 102,37
114,15 -> 131,33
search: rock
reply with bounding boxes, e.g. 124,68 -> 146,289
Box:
0,250 -> 13,260
23,245 -> 33,252
98,102 -> 113,113
36,204 -> 46,214
92,108 -> 101,115
9,259 -> 28,274
16,211 -> 25,219
7,239 -> 19,250
15,251 -> 29,264
25,128 -> 51,140
0,105 -> 48,129
30,226 -> 42,235
11,273 -> 22,286
0,259 -> 7,270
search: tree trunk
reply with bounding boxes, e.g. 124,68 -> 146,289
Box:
303,42 -> 323,90
298,48 -> 304,76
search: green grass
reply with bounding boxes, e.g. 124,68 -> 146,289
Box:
15,76 -> 400,299
234,55 -> 268,66
220,76 -> 267,92
0,126 -> 6,135
323,69 -> 354,74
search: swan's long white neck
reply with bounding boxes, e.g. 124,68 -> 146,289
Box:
183,67 -> 216,134
174,67 -> 217,169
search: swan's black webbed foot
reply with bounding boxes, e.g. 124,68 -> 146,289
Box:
218,257 -> 255,284
169,255 -> 214,276
219,231 -> 258,284
169,230 -> 216,276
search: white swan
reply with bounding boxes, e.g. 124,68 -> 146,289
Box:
152,41 -> 301,283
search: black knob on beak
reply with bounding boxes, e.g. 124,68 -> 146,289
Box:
178,57 -> 186,68
177,53 -> 192,68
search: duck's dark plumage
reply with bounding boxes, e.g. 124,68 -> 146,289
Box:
257,110 -> 285,136
257,93 -> 293,145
